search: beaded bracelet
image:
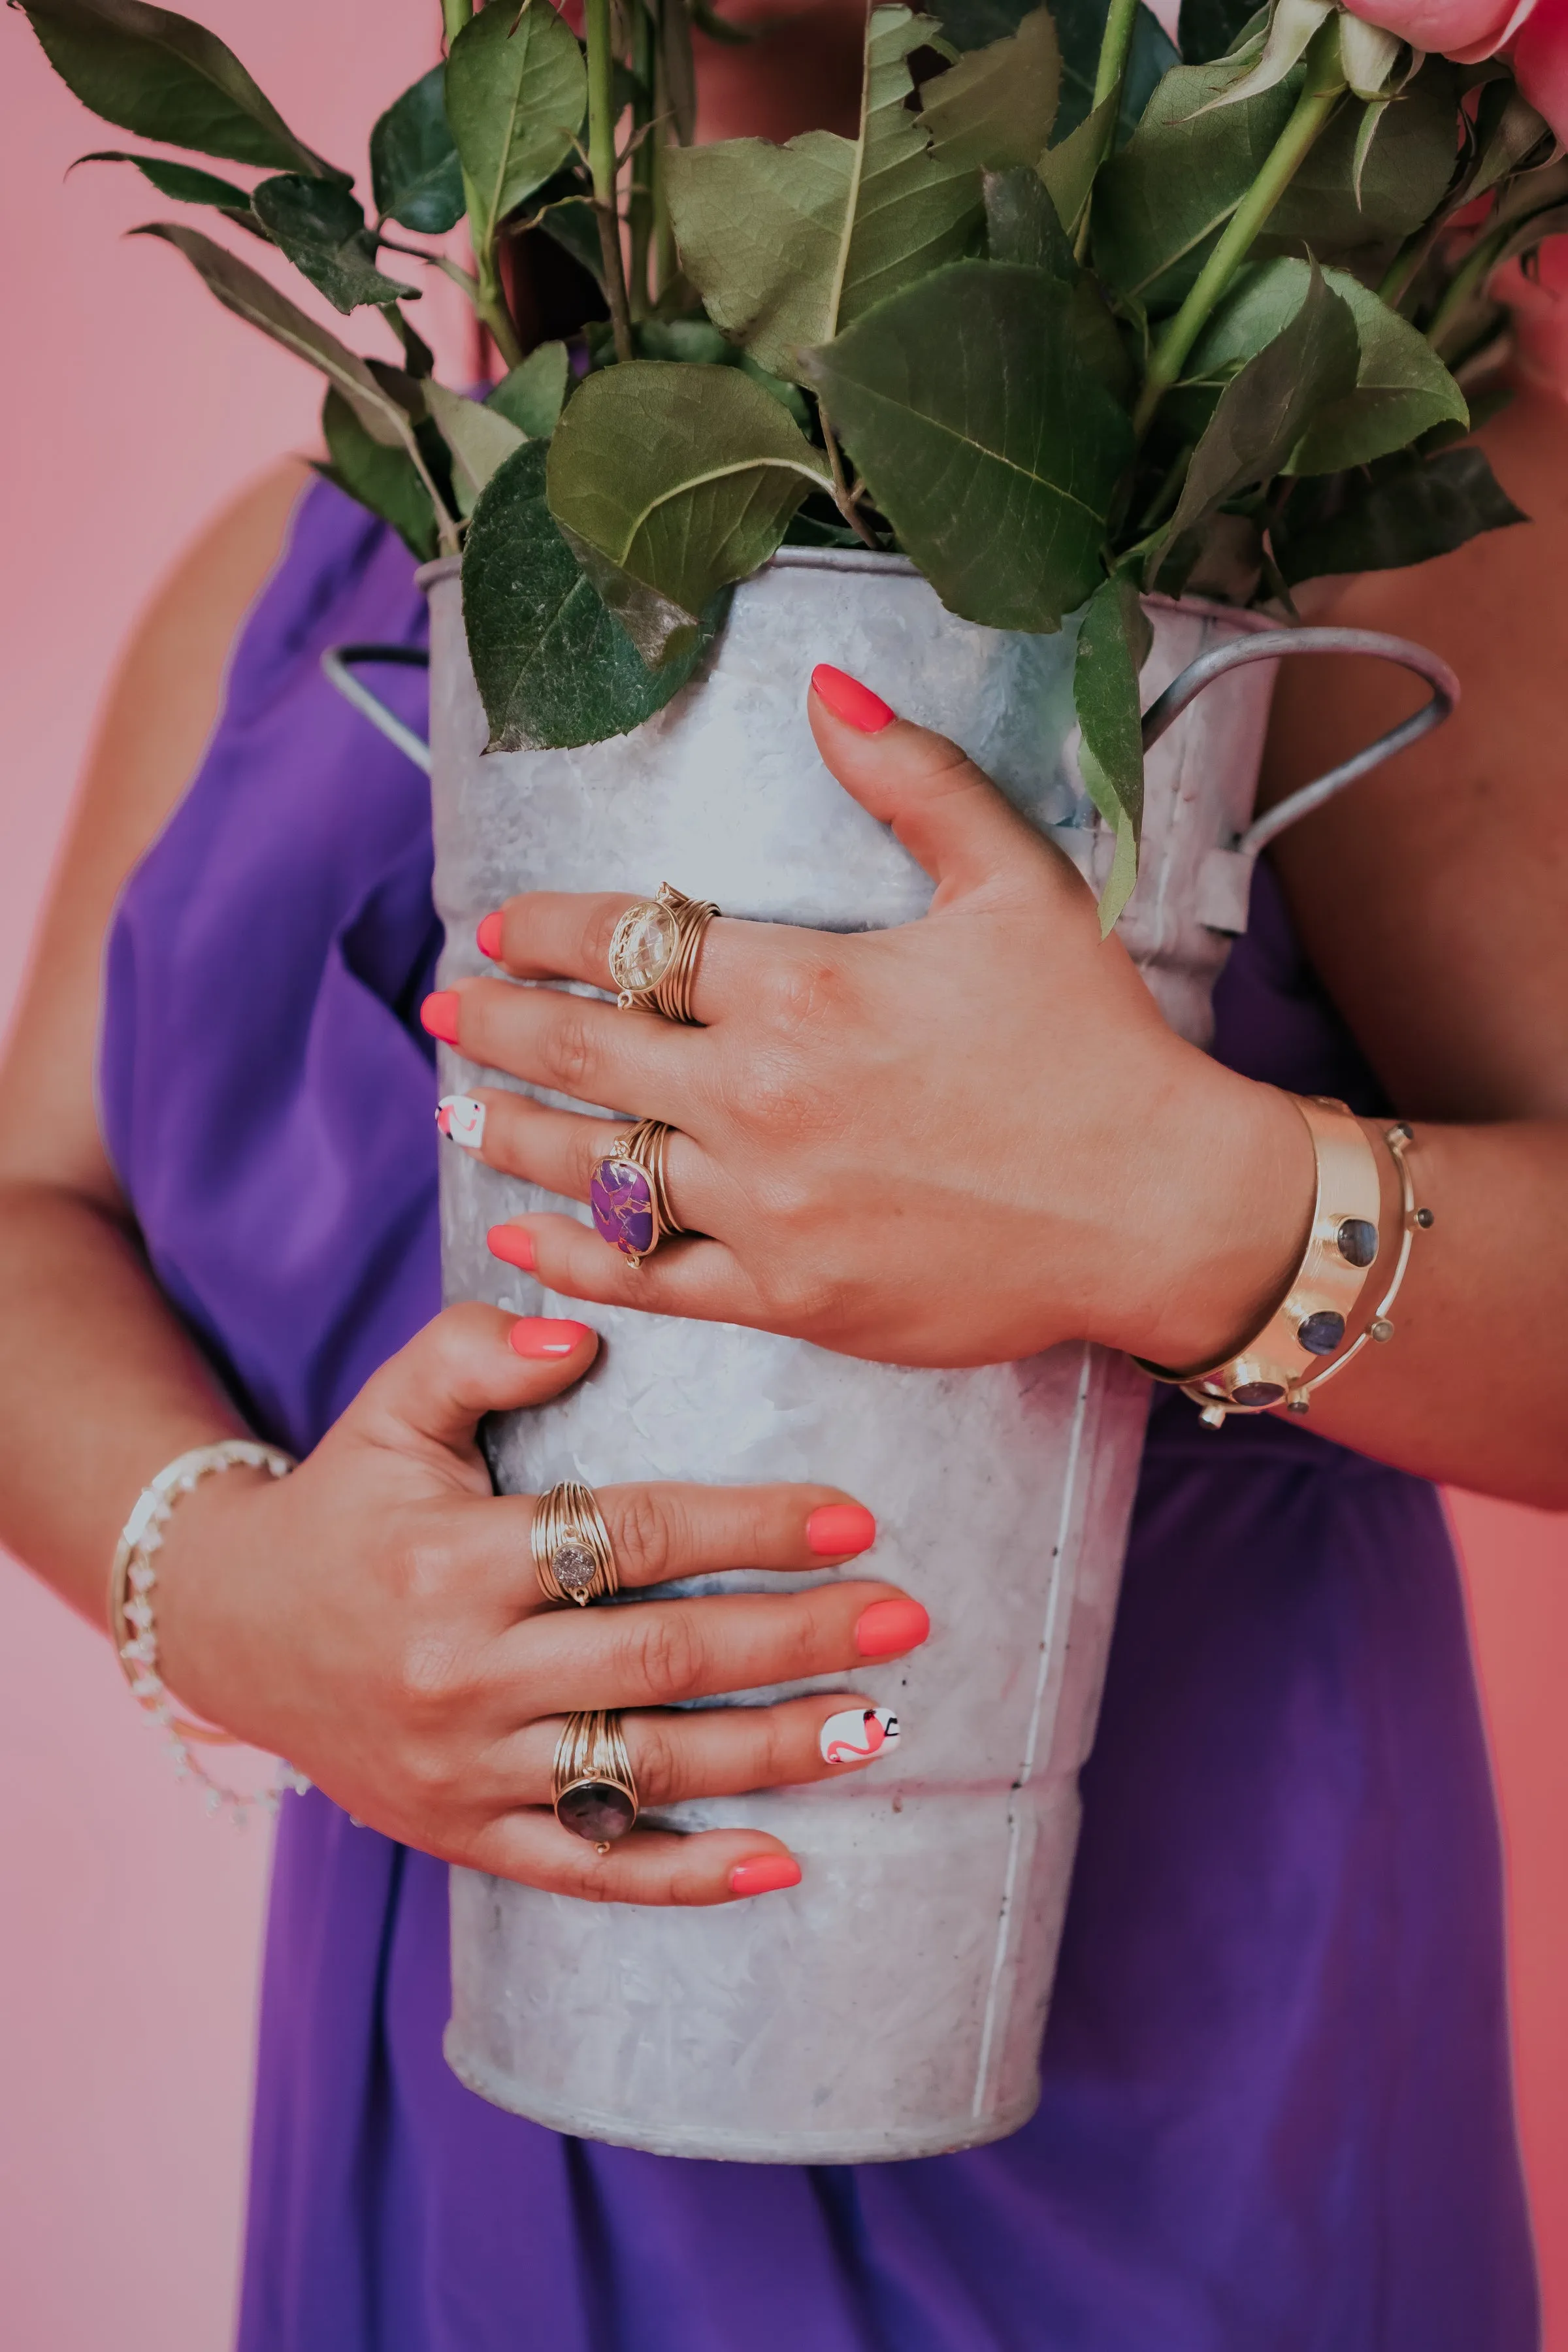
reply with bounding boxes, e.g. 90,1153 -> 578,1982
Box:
1139,1105 -> 1431,1428
107,1439 -> 310,1825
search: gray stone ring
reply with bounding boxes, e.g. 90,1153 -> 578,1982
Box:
532,1481 -> 620,1607
553,1709 -> 640,1852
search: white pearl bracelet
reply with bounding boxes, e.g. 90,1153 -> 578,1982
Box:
107,1439 -> 310,1825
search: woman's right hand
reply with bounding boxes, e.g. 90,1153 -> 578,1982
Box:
150,1304 -> 924,1903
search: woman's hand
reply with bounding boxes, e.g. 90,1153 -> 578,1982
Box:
425,670 -> 1311,1373
152,1303 -> 923,1904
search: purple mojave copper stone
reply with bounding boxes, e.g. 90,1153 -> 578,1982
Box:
557,1778 -> 637,1844
590,1156 -> 655,1258
1232,1380 -> 1286,1407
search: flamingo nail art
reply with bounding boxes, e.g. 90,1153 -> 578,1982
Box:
436,1095 -> 487,1151
819,1707 -> 900,1767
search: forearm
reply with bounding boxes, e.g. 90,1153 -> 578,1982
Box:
1247,1115 -> 1568,1508
0,1181 -> 246,1625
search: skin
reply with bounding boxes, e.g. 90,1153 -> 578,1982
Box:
4,18 -> 1567,1909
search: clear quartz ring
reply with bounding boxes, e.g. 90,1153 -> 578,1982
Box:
606,883 -> 717,1023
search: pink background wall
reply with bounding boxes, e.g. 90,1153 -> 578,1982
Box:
1,6 -> 1565,2347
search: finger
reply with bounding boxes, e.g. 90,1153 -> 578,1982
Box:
421,975 -> 698,1124
510,1478 -> 877,1607
807,663 -> 1058,903
488,1211 -> 764,1330
499,1578 -> 930,1713
436,1087 -> 727,1239
483,1693 -> 903,1810
468,1812 -> 804,1906
353,1301 -> 598,1460
477,890 -> 757,1028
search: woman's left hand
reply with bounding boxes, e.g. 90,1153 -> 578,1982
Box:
422,670 -> 1311,1373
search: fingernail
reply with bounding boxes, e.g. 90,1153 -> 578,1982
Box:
855,1598 -> 930,1658
476,911 -> 504,960
729,1854 -> 802,1898
820,1706 -> 900,1766
806,1502 -> 877,1558
810,663 -> 894,734
508,1316 -> 591,1360
487,1224 -> 536,1271
420,990 -> 461,1044
436,1094 -> 486,1151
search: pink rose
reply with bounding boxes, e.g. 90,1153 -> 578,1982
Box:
1341,0 -> 1568,133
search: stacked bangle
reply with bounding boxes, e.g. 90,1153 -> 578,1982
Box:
108,1438 -> 310,1823
1139,1100 -> 1431,1427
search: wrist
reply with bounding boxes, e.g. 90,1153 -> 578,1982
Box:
1097,1069 -> 1314,1369
140,1461 -> 278,1735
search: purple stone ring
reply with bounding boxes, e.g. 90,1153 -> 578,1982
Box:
553,1710 -> 639,1855
589,1119 -> 681,1269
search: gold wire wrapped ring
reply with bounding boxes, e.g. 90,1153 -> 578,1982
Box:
531,1480 -> 621,1608
552,1708 -> 640,1852
606,883 -> 718,1024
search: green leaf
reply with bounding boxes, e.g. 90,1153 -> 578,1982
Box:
1182,258 -> 1467,474
934,0 -> 1175,142
1090,57 -> 1297,310
664,5 -> 984,382
802,260 -> 1135,631
424,380 -> 527,515
318,386 -> 436,561
71,145 -> 264,227
1073,573 -> 1151,932
250,176 -> 417,313
487,341 -> 570,438
1178,0 -> 1262,67
1263,60 -> 1460,251
1154,262 -> 1359,572
444,0 -> 588,254
545,362 -> 830,663
370,65 -> 465,234
1038,92 -> 1115,240
919,7 -> 1060,169
21,0 -> 336,176
131,220 -> 417,448
984,163 -> 1075,272
1274,444 -> 1527,584
463,440 -> 722,752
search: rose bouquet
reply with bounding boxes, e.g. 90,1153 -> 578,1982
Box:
20,0 -> 1568,916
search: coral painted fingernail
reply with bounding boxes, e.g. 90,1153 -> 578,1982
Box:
729,1854 -> 802,1898
436,1094 -> 486,1150
420,990 -> 461,1043
855,1598 -> 930,1658
820,1705 -> 900,1766
806,1502 -> 877,1558
508,1316 -> 592,1360
487,1224 -> 536,1271
476,911 -> 504,959
810,664 -> 894,733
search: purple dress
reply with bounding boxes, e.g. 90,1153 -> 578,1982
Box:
98,482 -> 1537,2351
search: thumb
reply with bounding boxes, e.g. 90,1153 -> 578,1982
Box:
353,1301 -> 598,1463
807,664 -> 1043,900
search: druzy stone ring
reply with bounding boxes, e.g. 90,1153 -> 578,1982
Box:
606,883 -> 718,1024
553,1709 -> 640,1852
589,1118 -> 683,1269
532,1480 -> 620,1608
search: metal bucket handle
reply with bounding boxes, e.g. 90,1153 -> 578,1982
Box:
321,623 -> 1458,938
1141,626 -> 1458,934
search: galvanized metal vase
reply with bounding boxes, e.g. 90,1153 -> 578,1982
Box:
335,549 -> 1451,2164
